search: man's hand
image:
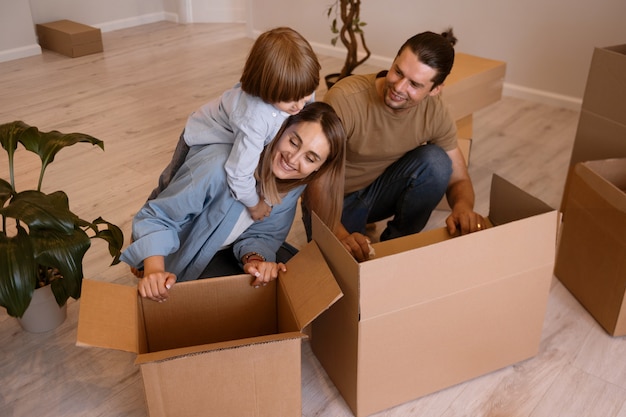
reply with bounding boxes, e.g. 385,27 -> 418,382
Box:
445,202 -> 486,235
339,231 -> 372,262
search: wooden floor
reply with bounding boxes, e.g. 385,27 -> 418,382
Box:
1,21 -> 625,417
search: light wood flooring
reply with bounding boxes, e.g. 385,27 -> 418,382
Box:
1,21 -> 625,417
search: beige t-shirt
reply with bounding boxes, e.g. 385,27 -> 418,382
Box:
324,73 -> 457,194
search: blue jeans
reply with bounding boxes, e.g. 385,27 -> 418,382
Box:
303,144 -> 452,241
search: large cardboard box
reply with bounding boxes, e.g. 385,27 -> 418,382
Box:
561,44 -> 626,212
77,242 -> 342,417
310,174 -> 557,417
554,158 -> 626,336
36,20 -> 103,58
444,53 -> 507,122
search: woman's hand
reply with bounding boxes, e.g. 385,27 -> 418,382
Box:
137,271 -> 177,302
137,256 -> 177,301
243,260 -> 286,288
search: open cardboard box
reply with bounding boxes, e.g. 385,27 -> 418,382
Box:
561,44 -> 626,212
555,158 -> 626,336
310,174 -> 558,417
77,242 -> 342,417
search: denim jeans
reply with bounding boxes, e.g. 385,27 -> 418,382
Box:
303,144 -> 452,241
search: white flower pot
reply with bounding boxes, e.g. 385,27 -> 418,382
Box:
17,285 -> 67,333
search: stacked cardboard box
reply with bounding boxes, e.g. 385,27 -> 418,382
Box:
311,175 -> 558,417
36,20 -> 103,58
555,158 -> 626,336
445,52 -> 507,127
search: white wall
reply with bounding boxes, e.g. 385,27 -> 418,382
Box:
249,0 -> 626,109
0,0 -> 40,61
2,0 -> 625,107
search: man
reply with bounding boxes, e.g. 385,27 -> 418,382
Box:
303,29 -> 486,261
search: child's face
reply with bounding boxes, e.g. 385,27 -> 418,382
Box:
271,120 -> 330,180
274,94 -> 314,115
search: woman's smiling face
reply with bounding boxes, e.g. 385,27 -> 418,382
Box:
271,120 -> 330,180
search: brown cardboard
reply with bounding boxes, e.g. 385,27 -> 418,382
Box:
444,53 -> 507,122
456,114 -> 473,140
561,44 -> 626,212
554,158 -> 626,336
36,20 -> 103,58
77,241 -> 342,417
311,174 -> 557,417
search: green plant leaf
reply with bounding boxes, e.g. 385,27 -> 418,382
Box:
1,190 -> 75,234
0,121 -> 104,191
0,178 -> 12,207
14,122 -> 104,171
0,227 -> 38,318
89,217 -> 125,264
31,226 -> 91,305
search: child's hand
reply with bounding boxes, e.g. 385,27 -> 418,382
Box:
247,200 -> 272,221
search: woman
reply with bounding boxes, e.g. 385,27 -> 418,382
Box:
120,102 -> 345,302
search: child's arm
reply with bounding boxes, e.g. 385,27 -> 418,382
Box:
247,199 -> 272,221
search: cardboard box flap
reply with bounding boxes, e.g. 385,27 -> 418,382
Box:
279,240 -> 343,331
581,45 -> 626,127
77,279 -> 144,353
488,174 -> 554,226
135,331 -> 304,365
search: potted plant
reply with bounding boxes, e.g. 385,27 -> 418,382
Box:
325,0 -> 371,89
0,120 -> 124,331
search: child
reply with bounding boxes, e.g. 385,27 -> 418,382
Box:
147,27 -> 321,221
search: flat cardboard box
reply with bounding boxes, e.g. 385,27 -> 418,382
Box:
77,242 -> 342,417
36,20 -> 103,58
554,158 -> 626,336
444,53 -> 507,122
310,174 -> 557,417
561,44 -> 626,212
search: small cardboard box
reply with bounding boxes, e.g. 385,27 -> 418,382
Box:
554,158 -> 626,336
77,242 -> 342,417
561,44 -> 626,212
444,53 -> 507,122
310,174 -> 557,417
36,20 -> 103,58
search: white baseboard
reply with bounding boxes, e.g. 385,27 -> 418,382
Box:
503,83 -> 582,111
0,44 -> 42,63
95,12 -> 179,33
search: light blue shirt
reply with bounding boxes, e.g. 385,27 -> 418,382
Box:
183,84 -> 289,208
120,143 -> 305,282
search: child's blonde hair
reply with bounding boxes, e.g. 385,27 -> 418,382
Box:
241,27 -> 321,103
